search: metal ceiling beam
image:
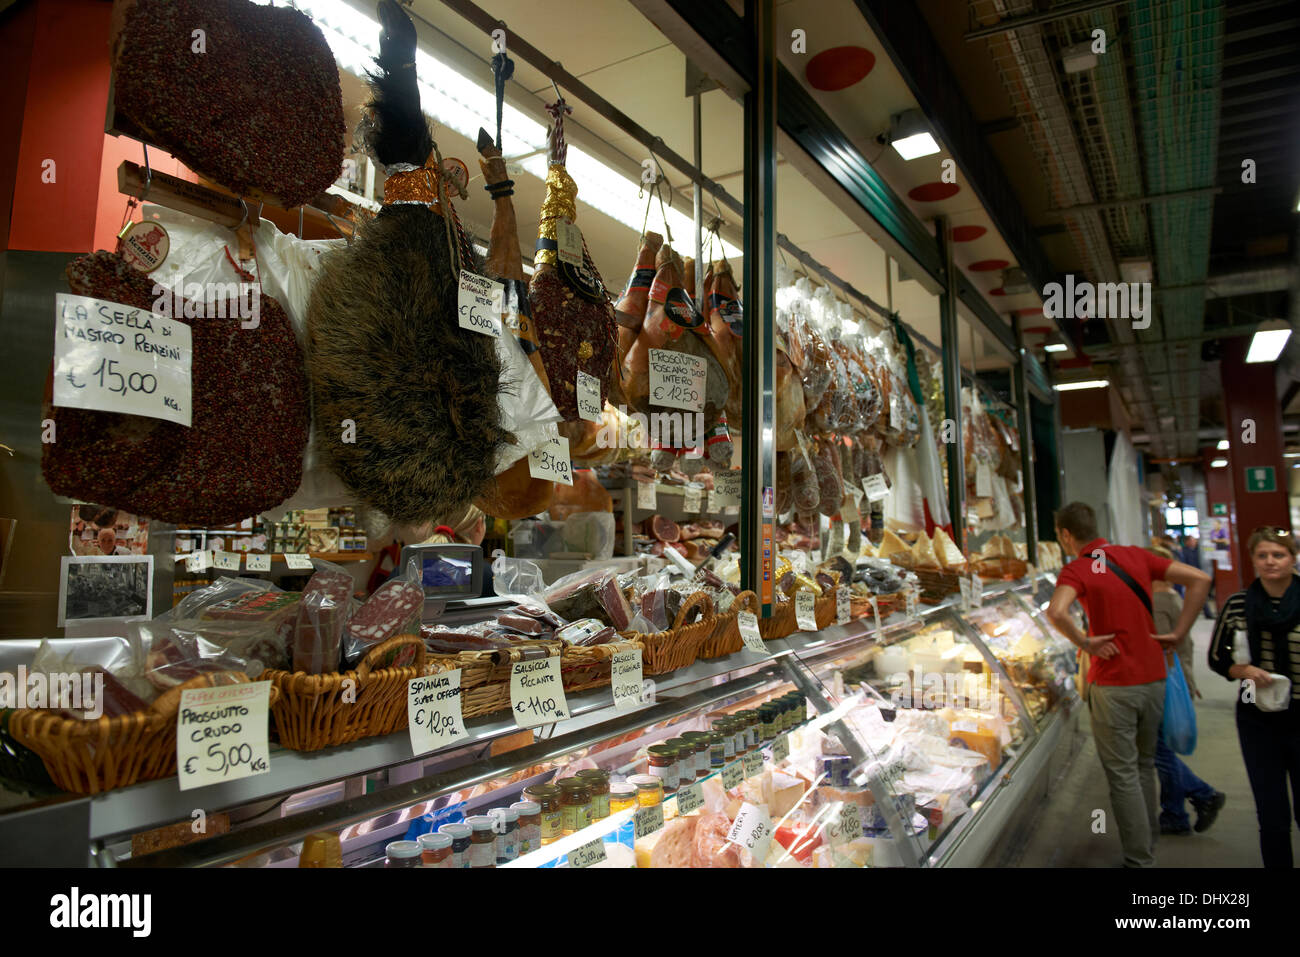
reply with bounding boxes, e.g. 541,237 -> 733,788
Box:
963,0 -> 1128,41
1048,186 -> 1222,214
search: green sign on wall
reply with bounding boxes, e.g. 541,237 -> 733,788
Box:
1245,466 -> 1277,493
1212,503 -> 1227,516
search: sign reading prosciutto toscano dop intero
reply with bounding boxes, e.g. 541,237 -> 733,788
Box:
648,348 -> 706,413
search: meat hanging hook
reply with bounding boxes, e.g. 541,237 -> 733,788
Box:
490,44 -> 514,150
141,143 -> 153,202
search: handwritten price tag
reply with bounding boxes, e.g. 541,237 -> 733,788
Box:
726,802 -> 773,862
510,656 -> 570,729
648,348 -> 706,413
713,470 -> 741,505
53,293 -> 193,427
683,485 -> 702,512
557,222 -> 584,267
841,492 -> 860,523
213,551 -> 241,571
576,370 -> 602,423
772,733 -> 790,763
738,611 -> 767,654
676,781 -> 705,815
795,591 -> 817,631
721,760 -> 744,790
636,480 -> 656,509
972,575 -> 984,608
959,576 -> 972,612
862,474 -> 890,503
836,586 -> 851,625
827,802 -> 863,844
871,595 -> 882,632
611,648 -> 644,713
743,750 -> 763,778
975,462 -> 994,498
569,837 -> 606,868
176,680 -> 271,791
528,435 -> 574,486
905,586 -> 919,620
407,670 -> 467,755
245,554 -> 271,572
185,550 -> 210,573
457,270 -> 504,338
635,803 -> 665,840
283,553 -> 314,571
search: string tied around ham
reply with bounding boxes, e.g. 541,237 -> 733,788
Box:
545,96 -> 573,165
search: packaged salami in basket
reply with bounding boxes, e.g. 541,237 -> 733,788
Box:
341,562 -> 425,669
290,558 -> 357,675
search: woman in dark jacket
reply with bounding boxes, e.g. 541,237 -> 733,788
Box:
1208,527 -> 1300,868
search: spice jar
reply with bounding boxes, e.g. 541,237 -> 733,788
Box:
489,806 -> 520,863
647,744 -> 679,794
711,718 -> 736,761
438,822 -> 472,867
523,784 -> 563,845
418,831 -> 453,868
737,710 -> 760,751
664,738 -> 694,789
609,782 -> 638,813
466,815 -> 497,868
577,768 -> 611,821
707,731 -> 726,769
298,831 -> 341,868
559,777 -> 593,835
512,801 -> 541,856
384,840 -> 423,868
629,773 -> 663,807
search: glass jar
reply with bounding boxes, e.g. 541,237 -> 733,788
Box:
759,704 -> 778,742
385,840 -> 423,868
523,784 -> 563,845
418,831 -> 453,868
489,806 -> 520,864
466,815 -> 497,868
711,718 -> 736,761
511,801 -> 541,856
559,778 -> 593,835
438,822 -> 472,868
647,744 -> 679,794
725,717 -> 746,756
577,769 -> 611,821
629,773 -> 663,807
681,732 -> 709,778
777,695 -> 794,732
737,710 -> 759,751
707,731 -> 726,769
298,831 -> 341,868
609,782 -> 638,814
664,738 -> 695,789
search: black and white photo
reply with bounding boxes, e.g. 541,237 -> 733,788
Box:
57,555 -> 153,626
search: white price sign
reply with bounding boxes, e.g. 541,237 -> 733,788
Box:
245,554 -> 271,572
862,474 -> 890,502
576,370 -> 602,422
634,803 -> 665,840
959,576 -> 972,612
836,586 -> 851,625
510,656 -> 570,728
841,492 -> 860,523
213,551 -> 241,571
827,802 -> 864,845
721,760 -> 744,790
648,348 -> 706,413
527,435 -> 574,486
283,553 -> 314,571
743,749 -> 763,778
713,470 -> 741,505
185,550 -> 210,573
636,480 -> 657,509
905,586 -> 919,620
726,802 -> 773,863
557,222 -> 584,266
795,591 -> 818,631
972,574 -> 984,608
738,611 -> 767,654
871,595 -> 882,632
569,837 -> 606,868
610,648 -> 644,712
53,293 -> 193,427
176,680 -> 271,791
676,781 -> 705,816
456,270 -> 504,338
975,462 -> 994,498
683,485 -> 702,512
772,733 -> 790,763
407,670 -> 467,755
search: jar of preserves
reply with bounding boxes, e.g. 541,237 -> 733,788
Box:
664,738 -> 695,788
523,784 -> 563,845
512,801 -> 541,855
298,831 -> 341,868
711,718 -> 736,761
384,840 -> 423,868
680,732 -> 709,778
576,769 -> 611,821
609,782 -> 638,813
628,773 -> 663,807
647,744 -> 679,794
727,717 -> 747,756
466,816 -> 497,868
707,731 -> 726,769
489,806 -> 520,863
418,831 -> 453,868
438,822 -> 472,867
558,777 -> 593,835
759,704 -> 778,742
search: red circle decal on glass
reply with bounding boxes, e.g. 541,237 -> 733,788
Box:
952,225 -> 986,242
969,259 -> 1009,272
908,182 -> 960,202
989,287 -> 1006,296
805,47 -> 876,91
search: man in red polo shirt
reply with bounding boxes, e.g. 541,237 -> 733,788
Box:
1046,502 -> 1210,867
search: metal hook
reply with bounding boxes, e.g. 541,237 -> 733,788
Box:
234,198 -> 250,232
141,143 -> 153,202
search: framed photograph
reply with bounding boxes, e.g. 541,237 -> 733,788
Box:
69,505 -> 149,558
57,555 -> 154,627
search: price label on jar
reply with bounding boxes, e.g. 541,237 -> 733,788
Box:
648,348 -> 706,413
569,837 -> 606,869
185,550 -> 210,573
636,480 -> 656,509
826,802 -> 863,845
510,656 -> 571,729
683,485 -> 702,512
634,803 -> 665,840
213,550 -> 241,571
836,586 -> 851,625
795,591 -> 817,631
527,435 -> 574,486
726,802 -> 773,862
610,647 -> 644,713
456,270 -> 504,338
557,222 -> 584,267
283,553 -> 314,571
176,680 -> 271,791
721,760 -> 744,790
576,370 -> 602,423
743,750 -> 763,779
676,781 -> 705,816
737,611 -> 767,654
53,293 -> 194,427
407,670 -> 467,755
772,733 -> 790,763
862,474 -> 890,503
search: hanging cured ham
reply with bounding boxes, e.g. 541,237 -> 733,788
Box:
704,259 -> 744,430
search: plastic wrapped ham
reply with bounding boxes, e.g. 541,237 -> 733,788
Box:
542,567 -> 633,630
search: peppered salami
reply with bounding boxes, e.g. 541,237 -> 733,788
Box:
344,579 -> 424,663
43,251 -> 308,525
292,568 -> 353,674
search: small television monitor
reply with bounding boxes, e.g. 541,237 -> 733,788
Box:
398,543 -> 482,600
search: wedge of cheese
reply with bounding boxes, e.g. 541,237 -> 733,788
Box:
1014,542 -> 1028,561
878,529 -> 910,559
912,533 -> 940,568
635,815 -> 698,868
933,528 -> 966,570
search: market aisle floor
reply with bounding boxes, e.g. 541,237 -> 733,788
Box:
1013,617 -> 1300,868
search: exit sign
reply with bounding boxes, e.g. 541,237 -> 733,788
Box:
1212,503 -> 1227,516
1245,466 -> 1277,493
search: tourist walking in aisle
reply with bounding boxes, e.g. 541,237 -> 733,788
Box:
1047,502 -> 1211,867
1208,527 -> 1300,868
1148,546 -> 1225,836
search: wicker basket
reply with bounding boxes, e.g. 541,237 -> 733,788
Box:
560,638 -> 644,695
266,634 -> 425,752
698,591 -> 759,659
619,591 -> 716,675
759,598 -> 796,641
425,640 -> 564,721
9,680 -> 280,795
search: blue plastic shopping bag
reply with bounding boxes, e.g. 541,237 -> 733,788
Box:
1162,655 -> 1197,755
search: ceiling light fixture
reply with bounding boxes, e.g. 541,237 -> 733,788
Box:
1001,267 -> 1032,295
1061,41 -> 1099,74
888,109 -> 941,161
1053,379 -> 1109,392
1216,439 -> 1229,450
1245,318 -> 1293,363
1210,458 -> 1228,468
1043,339 -> 1068,353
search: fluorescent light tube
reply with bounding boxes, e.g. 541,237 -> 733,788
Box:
1216,439 -> 1229,450
1053,379 -> 1109,392
892,131 -> 940,160
1210,458 -> 1228,468
1245,319 -> 1293,363
1043,342 -> 1068,353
